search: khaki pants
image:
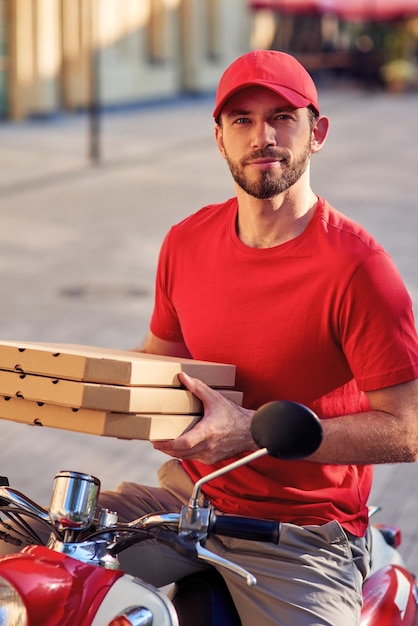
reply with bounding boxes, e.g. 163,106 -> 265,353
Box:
99,460 -> 369,626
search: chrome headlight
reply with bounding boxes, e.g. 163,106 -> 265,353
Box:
0,577 -> 27,626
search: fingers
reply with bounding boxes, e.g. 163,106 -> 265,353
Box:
178,371 -> 223,406
178,371 -> 205,394
153,372 -> 253,463
152,423 -> 205,459
152,374 -> 225,460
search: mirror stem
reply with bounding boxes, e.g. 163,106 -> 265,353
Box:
188,448 -> 268,515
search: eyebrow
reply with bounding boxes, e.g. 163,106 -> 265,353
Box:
224,106 -> 297,119
224,108 -> 251,119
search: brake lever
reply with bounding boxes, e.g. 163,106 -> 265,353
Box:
0,487 -> 50,521
160,520 -> 258,586
194,541 -> 257,586
178,504 -> 257,586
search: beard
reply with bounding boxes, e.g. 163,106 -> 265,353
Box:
224,140 -> 312,200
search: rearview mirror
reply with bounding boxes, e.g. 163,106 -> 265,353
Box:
251,400 -> 322,460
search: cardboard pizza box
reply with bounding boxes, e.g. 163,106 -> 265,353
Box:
0,396 -> 201,440
0,341 -> 236,387
0,369 -> 243,413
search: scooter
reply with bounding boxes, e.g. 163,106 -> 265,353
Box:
0,401 -> 416,626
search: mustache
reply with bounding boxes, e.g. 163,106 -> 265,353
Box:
242,147 -> 290,165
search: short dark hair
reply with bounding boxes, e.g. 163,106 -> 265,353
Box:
308,104 -> 319,128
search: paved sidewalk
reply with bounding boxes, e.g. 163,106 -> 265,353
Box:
0,86 -> 417,570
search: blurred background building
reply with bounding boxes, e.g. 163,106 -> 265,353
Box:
0,0 -> 417,121
0,0 -> 252,121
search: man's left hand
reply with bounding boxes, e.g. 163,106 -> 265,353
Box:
152,372 -> 257,464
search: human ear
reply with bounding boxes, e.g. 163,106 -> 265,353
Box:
311,116 -> 330,154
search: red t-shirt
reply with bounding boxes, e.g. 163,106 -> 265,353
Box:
150,196 -> 418,535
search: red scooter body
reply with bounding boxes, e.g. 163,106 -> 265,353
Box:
361,565 -> 418,626
0,545 -> 122,626
1,546 -> 417,626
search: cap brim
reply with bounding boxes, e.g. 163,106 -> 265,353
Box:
213,81 -> 316,120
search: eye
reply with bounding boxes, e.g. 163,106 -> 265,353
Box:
234,117 -> 251,125
274,113 -> 293,121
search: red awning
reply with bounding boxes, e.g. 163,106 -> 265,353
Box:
249,0 -> 418,21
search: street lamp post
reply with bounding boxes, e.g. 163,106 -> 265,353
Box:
87,0 -> 100,164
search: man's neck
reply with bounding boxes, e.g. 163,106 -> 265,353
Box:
236,187 -> 318,249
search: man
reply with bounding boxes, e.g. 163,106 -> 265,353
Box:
101,50 -> 418,625
4,50 -> 418,625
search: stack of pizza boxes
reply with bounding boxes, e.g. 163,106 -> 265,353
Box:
0,341 -> 243,440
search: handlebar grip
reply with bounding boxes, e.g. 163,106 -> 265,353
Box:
209,513 -> 280,544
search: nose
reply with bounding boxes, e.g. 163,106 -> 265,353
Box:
251,121 -> 277,148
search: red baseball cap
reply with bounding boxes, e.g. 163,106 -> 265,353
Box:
213,50 -> 319,120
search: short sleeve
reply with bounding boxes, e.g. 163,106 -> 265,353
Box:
339,250 -> 418,391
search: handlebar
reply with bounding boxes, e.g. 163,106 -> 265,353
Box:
126,510 -> 280,544
209,513 -> 280,544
